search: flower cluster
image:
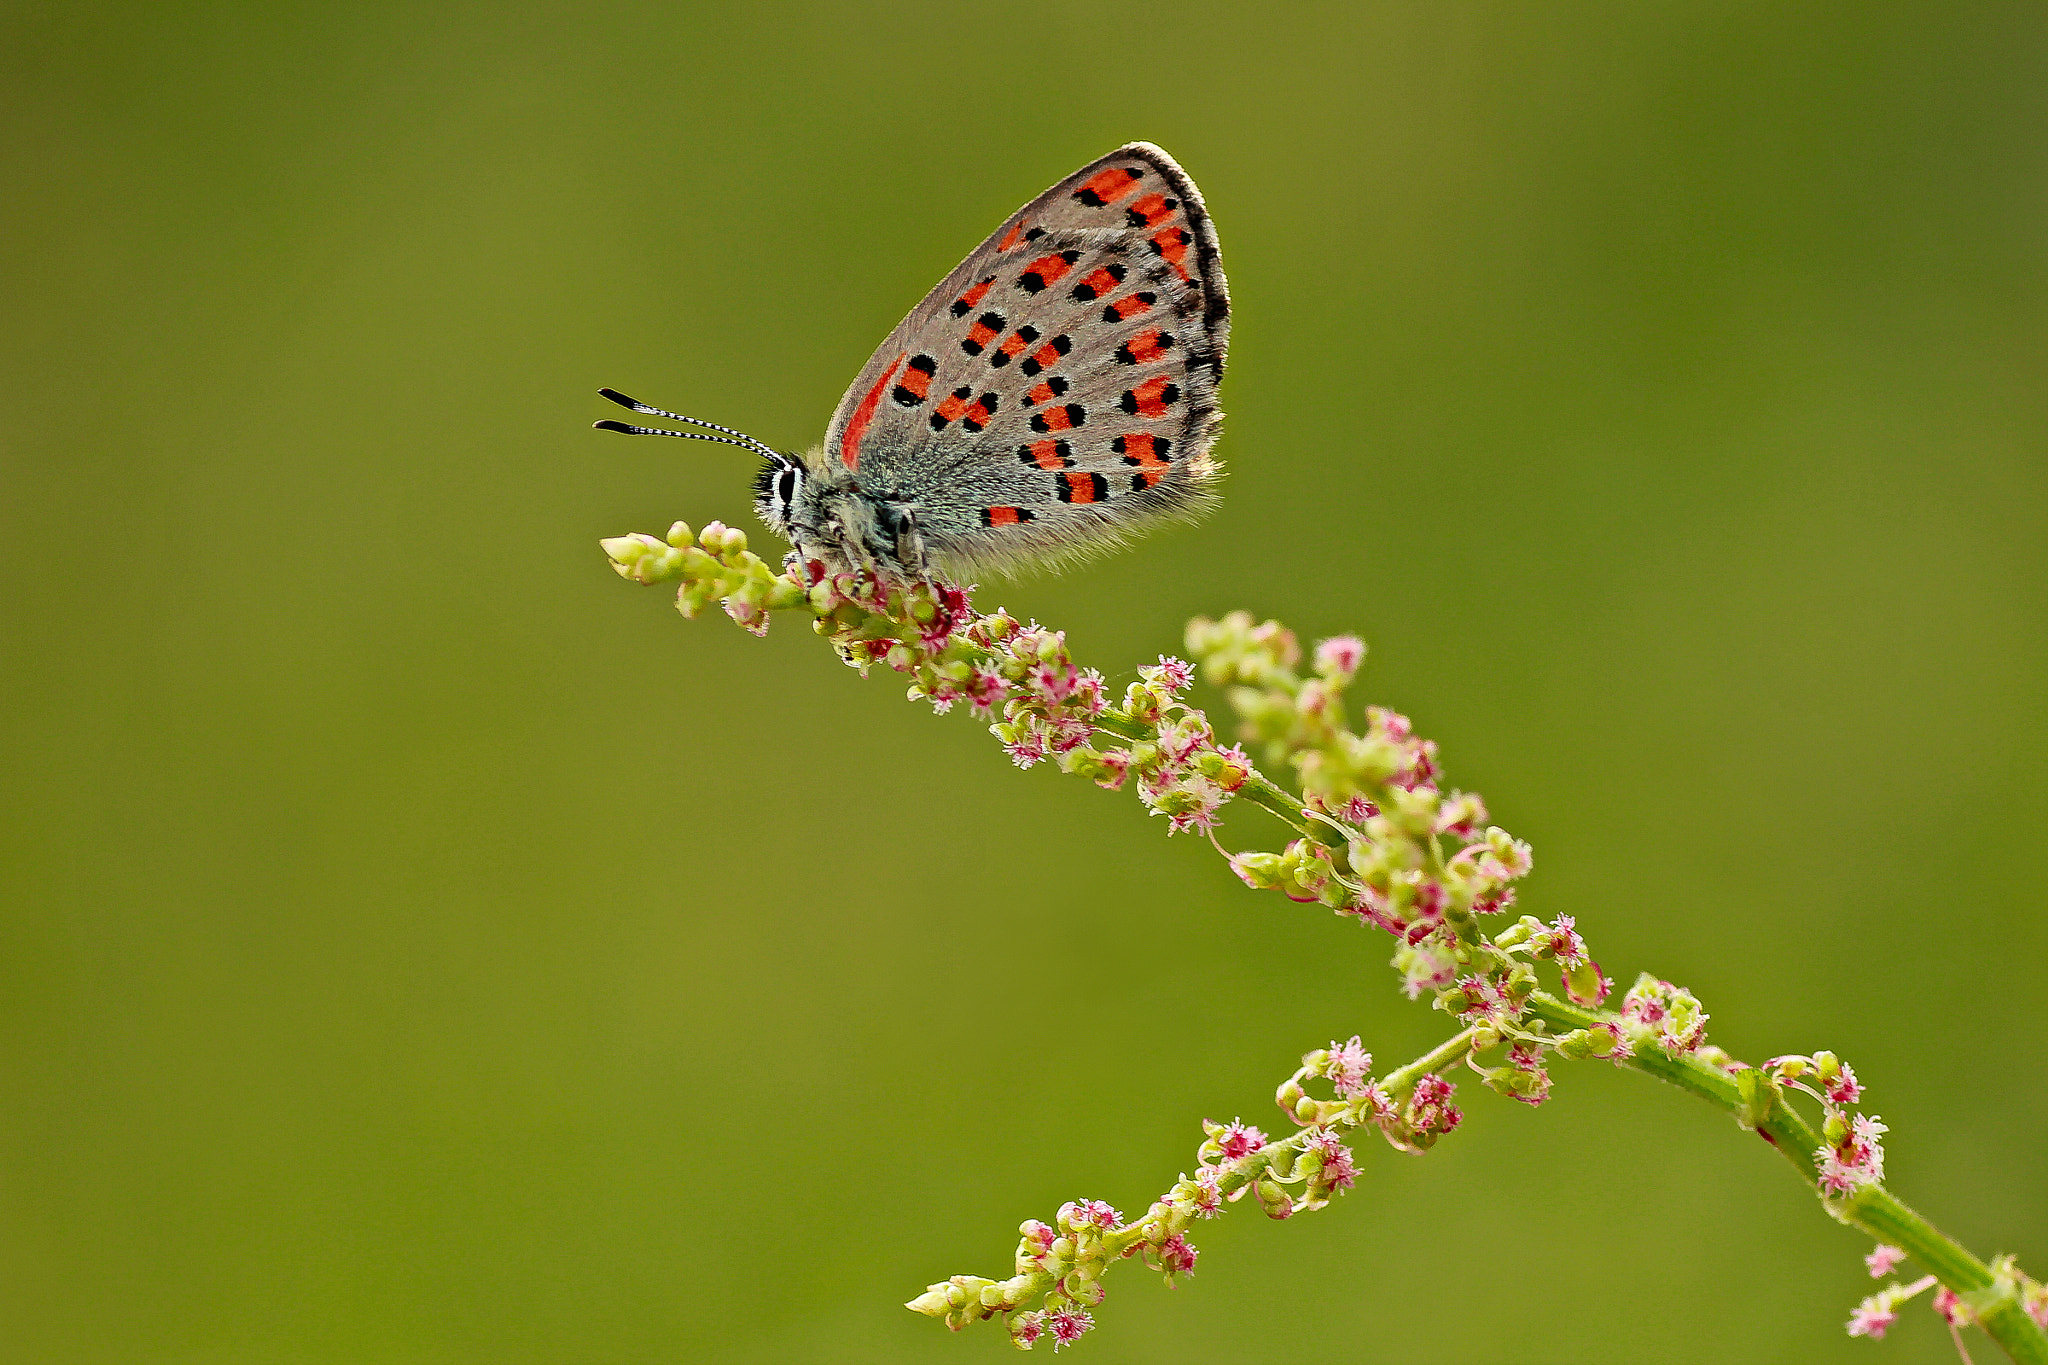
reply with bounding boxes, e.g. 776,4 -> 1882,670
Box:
1191,614 -> 1640,1114
598,533 -> 1258,838
600,522 -> 2048,1362
600,520 -> 807,634
1763,1052 -> 1889,1198
1848,1271 -> 1940,1339
905,1039 -> 1465,1345
1618,975 -> 1712,1057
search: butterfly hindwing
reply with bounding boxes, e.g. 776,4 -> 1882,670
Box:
819,143 -> 1229,578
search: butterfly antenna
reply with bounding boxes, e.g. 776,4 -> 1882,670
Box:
591,420 -> 767,450
595,389 -> 783,460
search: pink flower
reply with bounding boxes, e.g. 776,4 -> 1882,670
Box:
916,583 -> 972,648
1155,1232 -> 1198,1276
1046,1305 -> 1094,1349
1847,1297 -> 1898,1338
1217,1120 -> 1267,1161
1504,1043 -> 1554,1106
1864,1243 -> 1906,1278
1339,795 -> 1378,824
1340,1078 -> 1394,1124
1004,728 -> 1048,768
1396,738 -> 1440,792
1816,1114 -> 1887,1195
1027,660 -> 1078,704
1305,1130 -> 1357,1192
1396,941 -> 1458,1000
1154,717 -> 1210,767
1433,791 -> 1488,839
1092,747 -> 1132,791
1324,1036 -> 1373,1098
964,664 -> 1010,718
1824,1063 -> 1862,1106
1407,1074 -> 1463,1135
1146,654 -> 1196,693
1045,715 -> 1097,756
1469,887 -> 1517,917
1314,635 -> 1365,677
1060,1199 -> 1121,1232
1188,1167 -> 1225,1218
1070,668 -> 1109,717
1449,974 -> 1513,1028
1010,1311 -> 1045,1346
1537,915 -> 1587,968
1621,983 -> 1668,1028
1934,1286 -> 1967,1325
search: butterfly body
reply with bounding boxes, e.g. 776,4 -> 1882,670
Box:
608,143 -> 1229,584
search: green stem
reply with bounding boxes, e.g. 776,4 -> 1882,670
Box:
1524,992 -> 2048,1364
1381,1026 -> 1481,1092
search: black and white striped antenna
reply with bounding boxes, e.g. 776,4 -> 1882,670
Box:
592,389 -> 783,461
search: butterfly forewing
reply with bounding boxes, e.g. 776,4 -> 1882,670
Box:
819,142 -> 1229,578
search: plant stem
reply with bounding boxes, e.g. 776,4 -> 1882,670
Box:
1524,992 -> 2048,1364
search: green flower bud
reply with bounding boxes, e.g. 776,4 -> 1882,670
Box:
1255,1179 -> 1294,1219
1564,958 -> 1609,1007
906,1285 -> 952,1317
1494,916 -> 1542,949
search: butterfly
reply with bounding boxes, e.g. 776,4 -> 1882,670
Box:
597,141 -> 1229,584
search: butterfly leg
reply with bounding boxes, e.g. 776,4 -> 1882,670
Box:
884,505 -> 933,587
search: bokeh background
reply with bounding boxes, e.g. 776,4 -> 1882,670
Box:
4,4 -> 2044,1361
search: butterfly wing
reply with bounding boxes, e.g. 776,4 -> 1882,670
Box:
819,142 -> 1230,579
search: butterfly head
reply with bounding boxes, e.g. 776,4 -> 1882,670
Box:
752,452 -> 807,539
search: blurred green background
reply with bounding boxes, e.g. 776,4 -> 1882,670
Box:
4,3 -> 2043,1361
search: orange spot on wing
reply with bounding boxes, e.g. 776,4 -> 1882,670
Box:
1124,192 -> 1175,228
1075,165 -> 1143,207
993,326 -> 1038,366
1032,403 -> 1082,433
984,505 -> 1024,527
892,354 -> 937,406
1102,291 -> 1156,322
961,393 -> 997,431
841,353 -> 903,468
1062,471 -> 1105,503
1121,375 -> 1179,419
1072,266 -> 1122,300
1020,439 -> 1072,470
962,315 -> 1002,353
1019,252 -> 1078,291
1149,227 -> 1193,280
1119,329 -> 1172,365
950,277 -> 995,317
1115,432 -> 1171,468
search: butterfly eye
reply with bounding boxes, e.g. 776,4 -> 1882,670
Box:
777,467 -> 797,506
